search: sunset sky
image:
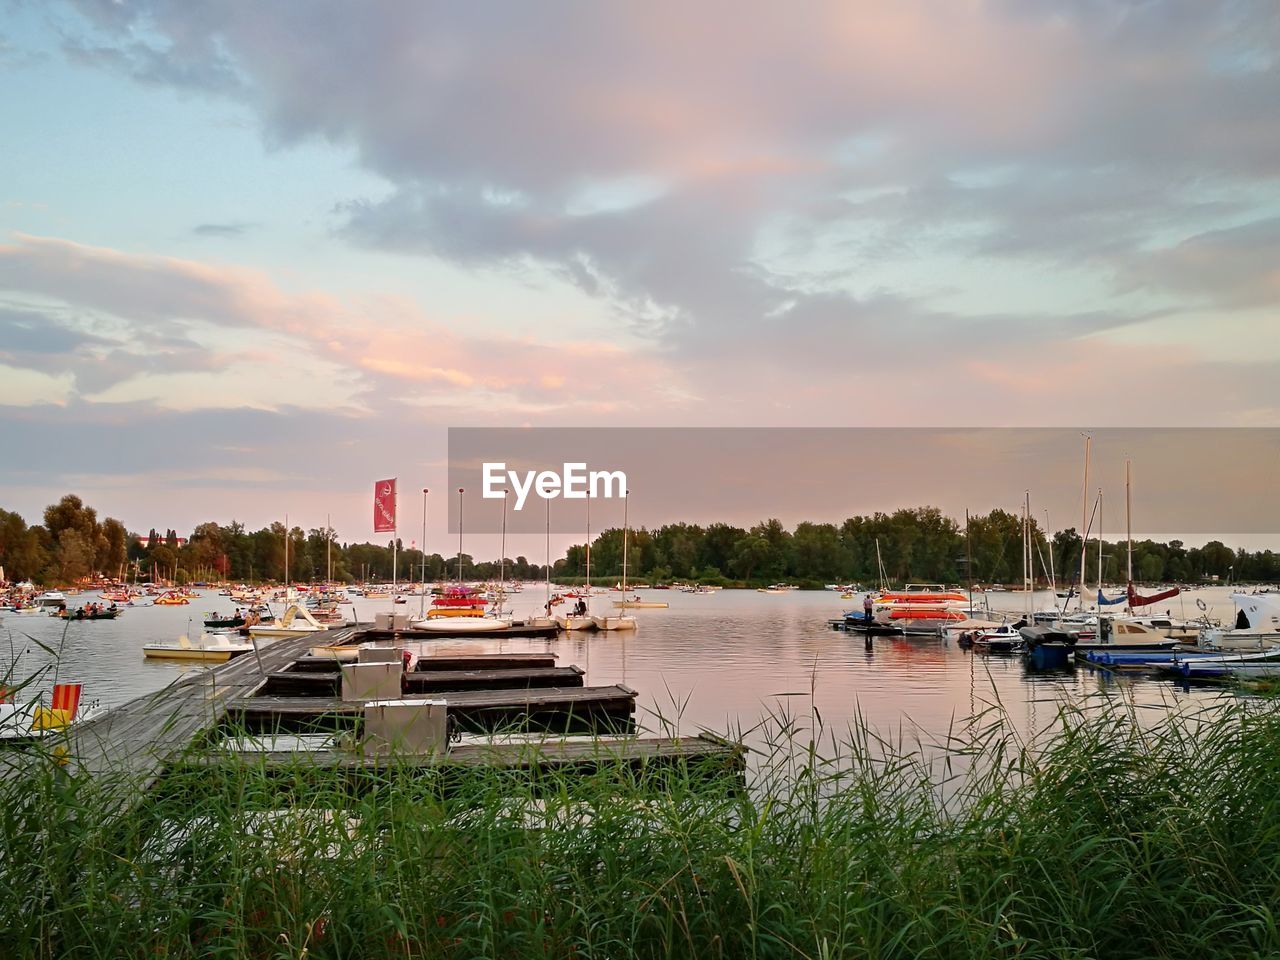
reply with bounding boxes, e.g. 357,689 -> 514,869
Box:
1,2 -> 1278,547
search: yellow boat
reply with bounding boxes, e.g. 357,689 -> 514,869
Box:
153,593 -> 190,606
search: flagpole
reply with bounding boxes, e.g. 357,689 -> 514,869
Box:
392,485 -> 399,605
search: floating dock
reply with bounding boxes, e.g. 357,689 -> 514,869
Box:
228,684 -> 637,735
31,625 -> 741,808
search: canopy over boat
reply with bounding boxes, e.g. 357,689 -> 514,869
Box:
1127,584 -> 1180,607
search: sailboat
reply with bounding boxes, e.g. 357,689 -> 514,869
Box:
557,494 -> 598,631
413,488 -> 511,632
1121,459 -> 1180,612
594,491 -> 637,631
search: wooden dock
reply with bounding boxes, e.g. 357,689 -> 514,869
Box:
258,665 -> 585,697
290,651 -> 560,673
169,734 -> 743,796
227,684 -> 637,734
50,627 -> 360,798
360,623 -> 561,641
15,624 -> 740,809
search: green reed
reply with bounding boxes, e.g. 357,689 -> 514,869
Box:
3,698 -> 1280,959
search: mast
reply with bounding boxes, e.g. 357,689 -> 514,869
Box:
1023,492 -> 1032,622
622,489 -> 630,596
545,496 -> 551,616
1125,459 -> 1133,587
456,488 -> 465,583
419,488 -> 429,619
965,508 -> 973,613
1079,434 -> 1090,610
498,488 -> 508,613
1044,508 -> 1057,610
326,513 -> 332,584
1096,487 -> 1103,604
284,512 -> 289,600
585,493 -> 592,609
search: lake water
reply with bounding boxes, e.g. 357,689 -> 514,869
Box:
2,585 -> 1250,748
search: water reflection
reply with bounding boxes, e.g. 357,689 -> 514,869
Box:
1,586 -> 1244,750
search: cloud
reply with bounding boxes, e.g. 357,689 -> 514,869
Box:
0,232 -> 684,414
1122,217 -> 1280,309
29,0 -> 1280,427
193,222 -> 256,237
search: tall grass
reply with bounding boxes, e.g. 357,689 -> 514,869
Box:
4,699 -> 1280,959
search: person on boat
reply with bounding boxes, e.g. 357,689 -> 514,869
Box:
574,598 -> 587,617
863,594 -> 874,624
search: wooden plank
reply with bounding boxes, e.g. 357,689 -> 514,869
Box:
186,734 -> 743,774
227,685 -> 637,734
404,666 -> 584,692
362,624 -> 561,640
52,626 -> 356,798
288,651 -> 560,672
411,653 -> 559,671
263,665 -> 583,696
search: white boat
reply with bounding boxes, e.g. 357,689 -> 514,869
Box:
143,633 -> 255,663
248,604 -> 330,641
1200,593 -> 1280,651
35,591 -> 66,607
1118,614 -> 1205,642
407,616 -> 513,633
597,492 -> 638,631
612,597 -> 669,609
556,614 -> 598,631
1,605 -> 42,616
593,614 -> 637,631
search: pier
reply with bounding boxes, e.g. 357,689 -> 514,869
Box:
33,624 -> 741,812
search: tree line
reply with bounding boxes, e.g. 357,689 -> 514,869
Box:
1,496 -> 1276,587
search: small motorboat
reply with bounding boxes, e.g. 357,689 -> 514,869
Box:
247,604 -> 331,640
153,593 -> 190,606
56,605 -> 122,621
204,613 -> 247,629
143,634 -> 254,663
407,616 -> 514,633
612,596 -> 668,609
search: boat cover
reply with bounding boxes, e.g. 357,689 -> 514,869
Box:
1127,584 -> 1180,607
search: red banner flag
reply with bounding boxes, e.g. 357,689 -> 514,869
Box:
374,478 -> 397,532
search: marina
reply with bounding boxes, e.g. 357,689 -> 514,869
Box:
3,582 -> 1269,751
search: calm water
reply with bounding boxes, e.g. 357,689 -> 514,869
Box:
2,586 -> 1245,746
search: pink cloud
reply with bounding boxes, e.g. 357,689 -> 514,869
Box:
0,232 -> 684,414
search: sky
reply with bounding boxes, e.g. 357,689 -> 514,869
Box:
1,1 -> 1278,552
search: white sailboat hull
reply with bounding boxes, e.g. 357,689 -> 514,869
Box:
557,615 -> 598,631
593,615 -> 637,631
409,616 -> 513,633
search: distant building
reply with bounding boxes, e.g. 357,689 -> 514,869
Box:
136,535 -> 187,549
